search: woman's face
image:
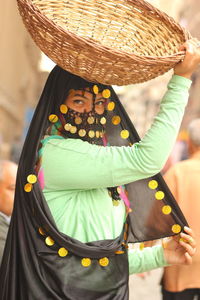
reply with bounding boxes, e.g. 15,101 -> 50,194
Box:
64,89 -> 106,115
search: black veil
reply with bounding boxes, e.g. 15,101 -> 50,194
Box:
0,66 -> 188,299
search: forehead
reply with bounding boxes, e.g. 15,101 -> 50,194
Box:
68,89 -> 103,98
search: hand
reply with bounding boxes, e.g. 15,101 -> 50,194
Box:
174,38 -> 200,79
163,226 -> 196,265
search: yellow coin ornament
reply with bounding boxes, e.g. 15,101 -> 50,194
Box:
81,258 -> 91,267
172,224 -> 181,234
148,180 -> 158,190
102,89 -> 111,98
58,247 -> 68,257
100,117 -> 107,125
60,104 -> 68,114
45,236 -> 55,246
120,130 -> 129,139
112,116 -> 121,125
38,227 -> 45,236
27,174 -> 37,184
64,123 -> 71,131
24,183 -> 33,192
155,191 -> 165,200
49,114 -> 58,123
93,85 -> 99,95
87,116 -> 95,124
162,205 -> 172,215
75,117 -> 82,125
78,129 -> 86,137
70,126 -> 77,134
107,102 -> 115,111
88,130 -> 95,138
99,257 -> 109,267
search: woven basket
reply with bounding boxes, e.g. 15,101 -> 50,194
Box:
17,0 -> 191,85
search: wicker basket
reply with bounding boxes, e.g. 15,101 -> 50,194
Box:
17,0 -> 191,85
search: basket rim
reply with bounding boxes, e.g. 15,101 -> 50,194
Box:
18,0 -> 190,63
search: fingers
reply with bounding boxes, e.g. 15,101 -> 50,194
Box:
179,227 -> 196,264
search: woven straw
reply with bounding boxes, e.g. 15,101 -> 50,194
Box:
17,0 -> 191,85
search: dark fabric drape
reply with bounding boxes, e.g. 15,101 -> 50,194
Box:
0,66 -> 188,299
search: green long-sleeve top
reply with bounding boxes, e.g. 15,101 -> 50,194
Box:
40,75 -> 191,275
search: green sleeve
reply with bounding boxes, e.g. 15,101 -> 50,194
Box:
128,245 -> 168,274
42,75 -> 191,190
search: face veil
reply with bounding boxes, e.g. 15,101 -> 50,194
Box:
0,65 -> 188,300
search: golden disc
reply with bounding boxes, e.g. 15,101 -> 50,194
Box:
58,247 -> 68,257
99,257 -> 109,267
148,180 -> 158,190
24,183 -> 33,192
27,174 -> 37,184
81,258 -> 91,267
45,236 -> 55,246
107,102 -> 115,111
60,104 -> 68,114
112,115 -> 121,125
49,114 -> 58,123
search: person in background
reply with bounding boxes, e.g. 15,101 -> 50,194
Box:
162,118 -> 200,300
0,160 -> 18,264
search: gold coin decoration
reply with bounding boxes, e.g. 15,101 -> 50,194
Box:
112,115 -> 121,125
70,126 -> 77,134
148,180 -> 158,190
107,102 -> 115,111
99,131 -> 104,138
81,258 -> 91,267
45,236 -> 55,246
93,85 -> 99,95
60,104 -> 68,114
96,131 -> 100,138
64,123 -> 71,131
38,227 -> 45,236
58,247 -> 68,257
100,117 -> 107,125
87,116 -> 95,124
120,130 -> 129,139
24,183 -> 33,192
99,257 -> 109,267
162,205 -> 172,215
115,250 -> 124,254
27,174 -> 37,184
49,114 -> 58,123
88,130 -> 95,138
139,243 -> 145,250
112,200 -> 120,206
102,89 -> 111,98
78,129 -> 86,137
172,224 -> 181,234
75,117 -> 82,125
155,191 -> 165,200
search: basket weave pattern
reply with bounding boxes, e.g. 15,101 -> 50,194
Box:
17,0 -> 190,85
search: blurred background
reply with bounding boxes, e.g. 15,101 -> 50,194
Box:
0,1 -> 200,299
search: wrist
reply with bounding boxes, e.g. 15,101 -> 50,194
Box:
173,71 -> 192,79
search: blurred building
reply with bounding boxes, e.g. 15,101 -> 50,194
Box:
0,0 -> 45,159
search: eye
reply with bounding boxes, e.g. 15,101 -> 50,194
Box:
73,99 -> 84,105
95,100 -> 105,106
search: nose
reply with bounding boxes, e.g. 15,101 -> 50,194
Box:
83,100 -> 93,113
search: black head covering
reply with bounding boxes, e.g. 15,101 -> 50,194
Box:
0,66 -> 188,299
